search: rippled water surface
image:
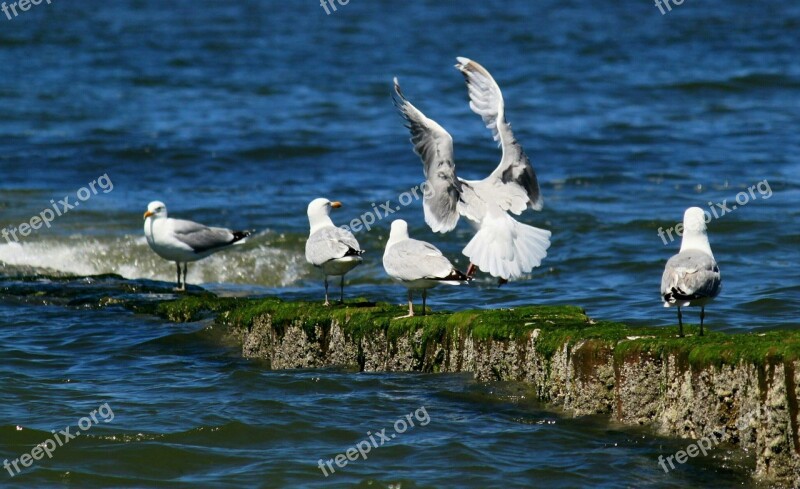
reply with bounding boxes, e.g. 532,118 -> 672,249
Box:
1,0 -> 797,487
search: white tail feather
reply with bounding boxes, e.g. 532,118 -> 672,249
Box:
462,213 -> 550,280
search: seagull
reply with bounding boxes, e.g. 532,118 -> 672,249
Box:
393,57 -> 551,285
143,201 -> 251,291
660,207 -> 721,337
383,219 -> 469,319
305,198 -> 364,306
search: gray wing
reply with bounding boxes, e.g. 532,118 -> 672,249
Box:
306,227 -> 362,266
393,78 -> 462,233
383,238 -> 454,282
661,250 -> 721,304
171,219 -> 239,253
456,57 -> 543,213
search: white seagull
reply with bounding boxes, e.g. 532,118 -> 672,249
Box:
143,201 -> 251,291
660,207 -> 721,337
305,198 -> 364,306
383,219 -> 469,318
393,57 -> 551,284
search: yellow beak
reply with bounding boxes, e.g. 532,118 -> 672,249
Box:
143,210 -> 154,219
330,201 -> 342,209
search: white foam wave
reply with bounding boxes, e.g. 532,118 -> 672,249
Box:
0,233 -> 307,288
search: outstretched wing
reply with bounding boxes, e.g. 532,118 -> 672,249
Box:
455,57 -> 543,213
393,78 -> 462,233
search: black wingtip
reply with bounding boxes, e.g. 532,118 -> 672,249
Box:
232,230 -> 252,243
392,76 -> 404,98
392,93 -> 406,114
446,268 -> 471,282
668,287 -> 700,302
345,247 -> 365,257
391,77 -> 412,116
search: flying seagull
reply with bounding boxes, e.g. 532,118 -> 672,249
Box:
143,201 -> 251,291
383,219 -> 469,318
393,57 -> 551,285
305,198 -> 364,306
661,207 -> 721,337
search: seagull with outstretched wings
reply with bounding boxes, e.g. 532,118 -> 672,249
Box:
393,57 -> 551,284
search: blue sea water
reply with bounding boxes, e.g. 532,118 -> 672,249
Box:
0,0 -> 798,487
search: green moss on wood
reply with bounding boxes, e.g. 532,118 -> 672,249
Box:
614,329 -> 800,368
152,294 -> 240,322
145,295 -> 797,370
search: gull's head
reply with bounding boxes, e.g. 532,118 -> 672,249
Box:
682,207 -> 708,234
679,206 -> 713,256
307,198 -> 342,217
144,201 -> 167,220
307,198 -> 341,232
389,219 -> 409,241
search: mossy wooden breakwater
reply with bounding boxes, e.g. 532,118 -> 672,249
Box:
134,294 -> 800,486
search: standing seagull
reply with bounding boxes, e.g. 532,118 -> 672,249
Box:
305,198 -> 364,306
383,219 -> 469,318
393,57 -> 551,284
660,207 -> 721,337
143,201 -> 251,291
